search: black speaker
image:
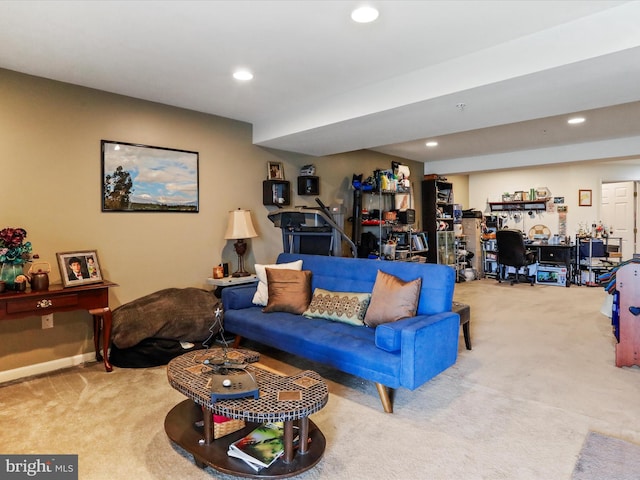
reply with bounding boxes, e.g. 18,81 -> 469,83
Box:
398,209 -> 415,224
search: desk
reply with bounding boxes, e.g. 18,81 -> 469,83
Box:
0,281 -> 118,372
530,243 -> 573,287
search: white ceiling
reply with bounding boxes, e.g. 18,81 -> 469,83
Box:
2,0 -> 640,173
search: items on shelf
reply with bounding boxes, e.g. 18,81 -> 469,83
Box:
299,164 -> 316,176
262,180 -> 290,206
422,177 -> 455,265
501,187 -> 550,202
227,422 -> 286,471
351,166 -> 421,261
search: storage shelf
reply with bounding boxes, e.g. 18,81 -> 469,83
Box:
488,200 -> 547,212
352,174 -> 415,259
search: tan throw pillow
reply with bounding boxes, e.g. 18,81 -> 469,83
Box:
262,268 -> 312,314
252,260 -> 303,306
364,270 -> 421,327
303,288 -> 371,326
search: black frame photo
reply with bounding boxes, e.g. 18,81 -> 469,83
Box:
101,140 -> 199,213
56,250 -> 103,287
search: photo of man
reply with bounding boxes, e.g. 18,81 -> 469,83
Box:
67,256 -> 90,281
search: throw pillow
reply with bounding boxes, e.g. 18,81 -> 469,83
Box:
364,270 -> 421,328
262,268 -> 312,314
252,260 -> 303,306
303,288 -> 371,326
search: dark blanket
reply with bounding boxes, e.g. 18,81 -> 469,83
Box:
111,287 -> 222,349
109,338 -> 205,368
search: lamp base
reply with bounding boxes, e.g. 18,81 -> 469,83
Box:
232,271 -> 251,278
232,239 -> 250,277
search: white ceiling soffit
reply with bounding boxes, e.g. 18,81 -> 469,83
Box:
0,1 -> 639,168
254,1 -> 640,159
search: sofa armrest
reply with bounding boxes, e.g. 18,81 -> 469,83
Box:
398,312 -> 460,390
221,285 -> 258,310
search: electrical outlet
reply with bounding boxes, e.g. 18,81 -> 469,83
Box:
41,314 -> 54,329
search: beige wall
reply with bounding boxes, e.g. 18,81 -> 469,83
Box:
468,160 -> 640,243
0,69 -> 422,373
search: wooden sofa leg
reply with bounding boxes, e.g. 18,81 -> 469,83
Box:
232,335 -> 243,349
375,383 -> 393,413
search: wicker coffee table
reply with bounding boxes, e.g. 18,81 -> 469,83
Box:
165,349 -> 329,478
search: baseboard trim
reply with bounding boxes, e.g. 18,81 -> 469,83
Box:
0,352 -> 97,384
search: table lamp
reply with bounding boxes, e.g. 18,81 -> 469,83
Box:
224,209 -> 258,277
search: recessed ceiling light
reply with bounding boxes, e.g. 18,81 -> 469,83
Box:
233,69 -> 253,81
351,6 -> 379,23
425,141 -> 438,147
568,117 -> 585,125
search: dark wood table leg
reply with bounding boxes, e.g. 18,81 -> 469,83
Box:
92,314 -> 102,362
203,407 -> 213,444
298,417 -> 310,454
463,322 -> 472,350
283,420 -> 295,463
90,307 -> 113,372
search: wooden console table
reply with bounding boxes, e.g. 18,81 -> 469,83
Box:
0,281 -> 118,372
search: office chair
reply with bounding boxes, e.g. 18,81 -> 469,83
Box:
496,229 -> 537,285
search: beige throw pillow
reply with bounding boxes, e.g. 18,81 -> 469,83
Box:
252,260 -> 303,306
303,288 -> 371,326
262,268 -> 312,314
364,270 -> 421,327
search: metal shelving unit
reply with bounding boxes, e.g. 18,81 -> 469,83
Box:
576,236 -> 622,286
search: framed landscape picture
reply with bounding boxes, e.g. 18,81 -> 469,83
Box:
101,140 -> 199,212
56,250 -> 103,287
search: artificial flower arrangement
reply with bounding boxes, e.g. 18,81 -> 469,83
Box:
0,227 -> 34,265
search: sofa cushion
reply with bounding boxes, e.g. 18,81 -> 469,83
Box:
262,268 -> 312,314
364,270 -> 422,327
252,260 -> 303,306
276,253 -> 455,317
375,323 -> 402,352
303,288 -> 370,326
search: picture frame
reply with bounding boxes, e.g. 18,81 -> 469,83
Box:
56,250 -> 103,287
101,140 -> 199,213
267,161 -> 284,180
579,189 -> 592,207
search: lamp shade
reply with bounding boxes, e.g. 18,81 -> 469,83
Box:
224,209 -> 258,240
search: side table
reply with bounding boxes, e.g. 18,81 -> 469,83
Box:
165,349 -> 329,478
206,274 -> 258,298
0,280 -> 118,372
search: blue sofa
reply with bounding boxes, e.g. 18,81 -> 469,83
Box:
222,253 -> 459,413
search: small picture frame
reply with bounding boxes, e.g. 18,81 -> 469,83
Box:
267,161 -> 284,180
579,189 -> 592,207
56,250 -> 103,287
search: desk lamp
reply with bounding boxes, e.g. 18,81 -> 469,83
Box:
224,209 -> 258,277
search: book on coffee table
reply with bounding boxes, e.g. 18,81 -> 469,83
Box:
227,422 -> 285,471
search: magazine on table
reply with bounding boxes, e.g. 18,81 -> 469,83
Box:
227,422 -> 285,471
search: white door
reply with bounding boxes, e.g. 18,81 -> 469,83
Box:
601,181 -> 636,259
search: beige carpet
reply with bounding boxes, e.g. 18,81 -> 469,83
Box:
1,279 -> 639,479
